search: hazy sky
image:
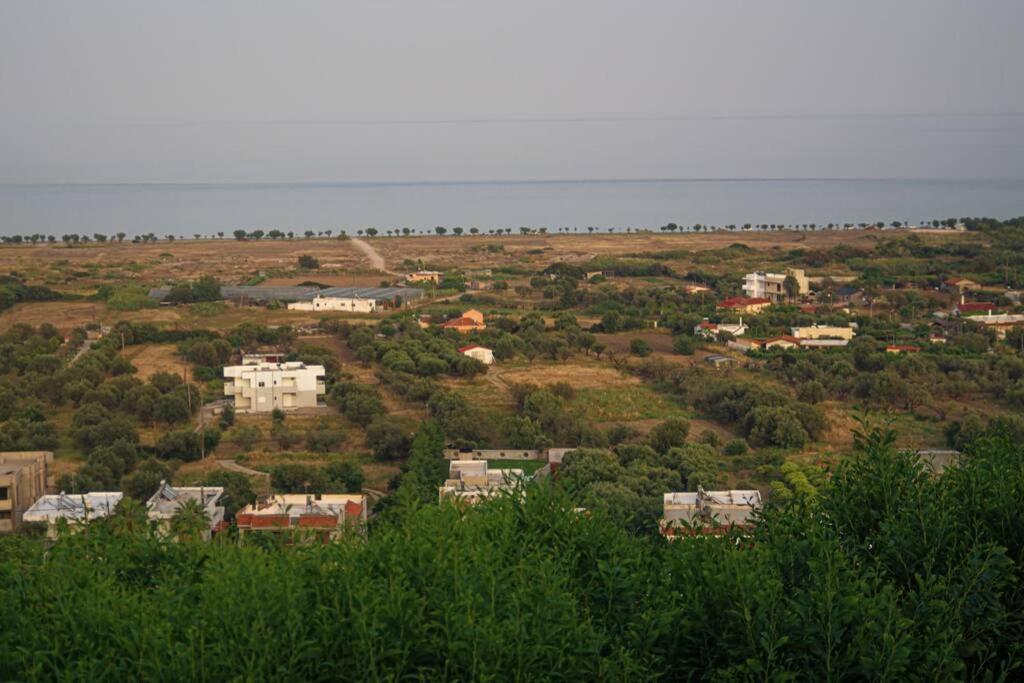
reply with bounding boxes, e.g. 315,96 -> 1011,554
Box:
1,1 -> 1022,183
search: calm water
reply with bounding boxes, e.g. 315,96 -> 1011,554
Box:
0,178 -> 1021,237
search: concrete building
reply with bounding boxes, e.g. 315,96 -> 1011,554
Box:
695,318 -> 747,339
791,324 -> 856,341
742,268 -> 809,302
235,494 -> 367,541
762,335 -> 802,350
660,488 -> 763,537
223,361 -> 326,413
146,481 -> 226,541
406,270 -> 443,284
287,295 -> 377,313
0,452 -> 52,534
23,492 -> 122,538
439,460 -> 525,505
965,313 -> 1024,339
459,344 -> 495,365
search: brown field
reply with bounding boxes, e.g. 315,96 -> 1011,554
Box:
121,343 -> 190,381
497,360 -> 640,389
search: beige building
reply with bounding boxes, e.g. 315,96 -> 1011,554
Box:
23,492 -> 122,538
791,324 -> 856,341
223,361 -> 326,413
406,270 -> 443,284
0,452 -> 52,533
442,309 -> 486,333
236,494 -> 367,540
660,488 -> 763,538
743,268 -> 809,302
439,460 -> 525,505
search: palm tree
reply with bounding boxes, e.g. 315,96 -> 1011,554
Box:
169,499 -> 210,542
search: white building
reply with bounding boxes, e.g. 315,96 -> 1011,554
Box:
742,268 -> 808,302
23,492 -> 123,538
661,488 -> 763,537
695,318 -> 747,338
223,361 -> 326,413
146,481 -> 225,541
287,295 -> 377,313
459,344 -> 495,365
439,460 -> 525,505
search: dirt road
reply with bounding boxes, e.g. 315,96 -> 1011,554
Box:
350,238 -> 392,274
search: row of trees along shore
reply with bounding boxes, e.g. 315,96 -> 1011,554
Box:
0,217 -> 969,245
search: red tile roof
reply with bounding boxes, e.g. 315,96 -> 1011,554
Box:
458,344 -> 481,352
250,515 -> 290,529
345,500 -> 364,518
698,321 -> 718,329
764,335 -> 802,345
443,317 -> 484,328
886,344 -> 921,352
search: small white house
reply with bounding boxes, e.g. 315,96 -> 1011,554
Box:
287,295 -> 377,313
459,344 -> 495,365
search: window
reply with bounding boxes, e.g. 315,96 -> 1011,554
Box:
0,511 -> 10,519
0,487 -> 7,500
258,381 -> 265,388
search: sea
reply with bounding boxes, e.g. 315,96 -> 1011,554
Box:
0,177 -> 1022,238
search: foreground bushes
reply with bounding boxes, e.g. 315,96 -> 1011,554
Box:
0,436 -> 1022,680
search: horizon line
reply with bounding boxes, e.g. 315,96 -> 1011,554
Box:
3,176 -> 1022,190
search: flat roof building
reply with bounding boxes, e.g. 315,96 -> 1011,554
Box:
742,268 -> 808,302
439,460 -> 525,505
0,452 -> 52,534
223,361 -> 326,413
661,488 -> 763,537
236,494 -> 366,541
23,492 -> 122,538
146,481 -> 226,541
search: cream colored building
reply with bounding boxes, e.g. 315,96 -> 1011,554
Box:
0,452 -> 52,533
743,268 -> 808,302
287,295 -> 377,313
791,324 -> 855,341
223,361 -> 326,413
406,270 -> 443,284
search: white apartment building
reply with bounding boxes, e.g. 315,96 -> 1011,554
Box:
660,488 -> 763,537
223,361 -> 326,413
287,295 -> 378,313
742,268 -> 808,302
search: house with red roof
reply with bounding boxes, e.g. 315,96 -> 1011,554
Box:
716,297 -> 772,314
442,309 -> 486,333
235,494 -> 367,542
459,344 -> 495,365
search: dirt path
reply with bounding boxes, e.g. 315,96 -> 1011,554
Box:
350,238 -> 393,274
217,459 -> 270,478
